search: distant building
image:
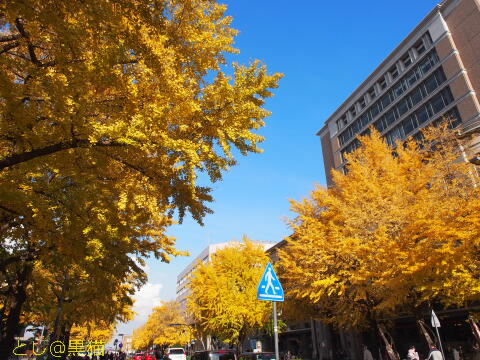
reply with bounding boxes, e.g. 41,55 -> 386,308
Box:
121,335 -> 133,353
176,241 -> 276,311
318,0 -> 480,186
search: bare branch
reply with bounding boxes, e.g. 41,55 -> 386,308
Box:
0,42 -> 20,55
0,34 -> 21,42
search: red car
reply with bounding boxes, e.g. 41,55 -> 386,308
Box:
134,353 -> 145,360
145,352 -> 157,360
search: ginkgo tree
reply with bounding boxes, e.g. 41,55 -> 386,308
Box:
23,258 -> 138,360
187,238 -> 272,352
132,301 -> 190,351
0,0 -> 282,356
279,124 -> 480,331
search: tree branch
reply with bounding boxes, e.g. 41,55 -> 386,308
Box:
0,41 -> 20,55
104,153 -> 155,180
0,34 -> 21,42
0,139 -> 127,170
14,18 -> 40,65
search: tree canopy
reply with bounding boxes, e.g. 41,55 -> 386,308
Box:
132,301 -> 189,350
187,238 -> 272,350
0,1 -> 281,356
279,125 -> 480,330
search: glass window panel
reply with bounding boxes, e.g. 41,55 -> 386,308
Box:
381,93 -> 392,108
403,54 -> 412,68
416,106 -> 429,125
430,93 -> 445,114
385,109 -> 396,126
424,74 -> 438,94
435,68 -> 447,84
420,58 -> 432,74
442,87 -> 454,104
410,87 -> 423,106
379,78 -> 387,90
352,120 -> 359,133
406,71 -> 417,86
403,117 -> 415,135
361,113 -> 370,128
394,83 -> 405,98
371,103 -> 381,118
397,98 -> 409,116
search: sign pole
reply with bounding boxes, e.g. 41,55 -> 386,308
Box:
273,301 -> 279,360
431,310 -> 446,360
257,263 -> 284,360
435,326 -> 446,360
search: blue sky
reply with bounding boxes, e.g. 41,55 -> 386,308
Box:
115,0 -> 440,338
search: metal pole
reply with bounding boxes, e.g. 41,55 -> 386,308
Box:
435,327 -> 446,360
273,301 -> 279,360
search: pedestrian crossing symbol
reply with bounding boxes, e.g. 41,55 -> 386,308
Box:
257,263 -> 284,301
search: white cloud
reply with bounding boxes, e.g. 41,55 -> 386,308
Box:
133,282 -> 163,322
114,282 -> 163,337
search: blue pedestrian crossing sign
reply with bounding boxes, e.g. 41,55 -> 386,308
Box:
257,263 -> 284,301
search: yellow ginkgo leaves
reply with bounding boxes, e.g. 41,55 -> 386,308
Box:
279,125 -> 480,330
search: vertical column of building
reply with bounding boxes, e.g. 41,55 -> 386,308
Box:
441,0 -> 480,155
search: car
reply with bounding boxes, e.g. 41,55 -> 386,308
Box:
134,352 -> 145,360
239,353 -> 276,360
144,351 -> 156,360
166,348 -> 187,360
145,351 -> 157,360
191,350 -> 237,360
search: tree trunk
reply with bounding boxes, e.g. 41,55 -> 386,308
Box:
0,262 -> 33,360
47,274 -> 69,360
59,322 -> 72,360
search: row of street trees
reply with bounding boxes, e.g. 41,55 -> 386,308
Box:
132,239 -> 274,352
0,0 -> 281,358
136,124 -> 480,354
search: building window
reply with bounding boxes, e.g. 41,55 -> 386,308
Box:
430,93 -> 446,114
429,87 -> 454,115
337,114 -> 348,130
360,112 -> 371,128
368,87 -> 376,101
416,106 -> 429,125
379,77 -> 387,90
414,39 -> 426,55
405,70 -> 417,86
397,98 -> 410,117
381,93 -> 392,108
424,73 -> 439,94
384,109 -> 397,127
393,80 -> 406,99
410,86 -> 424,106
359,97 -> 366,109
402,54 -> 412,68
403,116 -> 416,135
350,106 -> 356,118
390,65 -> 399,80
